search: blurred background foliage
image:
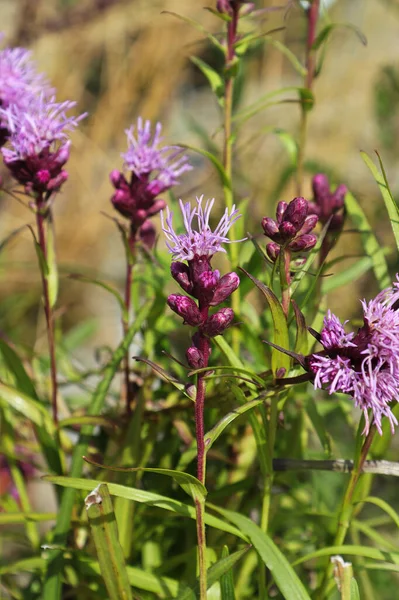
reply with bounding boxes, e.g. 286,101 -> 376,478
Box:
1,0 -> 399,349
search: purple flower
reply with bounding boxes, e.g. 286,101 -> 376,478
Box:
161,196 -> 242,262
1,95 -> 86,194
308,174 -> 347,232
309,278 -> 399,435
110,118 -> 191,247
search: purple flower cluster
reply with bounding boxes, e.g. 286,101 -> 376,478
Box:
110,118 -> 192,247
162,197 -> 241,367
309,277 -> 399,435
1,96 -> 85,194
0,39 -> 85,197
0,43 -> 51,146
262,197 -> 318,262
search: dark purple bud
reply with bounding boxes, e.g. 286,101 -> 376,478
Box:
171,262 -> 193,294
261,217 -> 279,238
139,221 -> 156,249
216,0 -> 234,14
282,197 -> 308,230
312,174 -> 330,198
135,209 -> 148,225
202,308 -> 234,337
289,234 -> 317,252
167,294 -> 203,326
266,242 -> 280,262
275,367 -> 286,378
147,199 -> 166,217
186,346 -> 204,369
332,184 -> 347,209
279,221 -> 297,240
276,201 -> 288,224
36,169 -> 51,185
297,214 -> 318,236
210,272 -> 240,306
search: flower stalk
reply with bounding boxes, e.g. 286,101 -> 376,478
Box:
35,196 -> 59,424
297,0 -> 320,195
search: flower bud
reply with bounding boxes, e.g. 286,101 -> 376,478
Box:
276,201 -> 288,224
279,220 -> 297,241
282,197 -> 308,230
147,198 -> 167,217
167,294 -> 203,326
261,217 -> 279,238
171,262 -> 193,294
139,220 -> 156,249
197,270 -> 220,296
210,272 -> 240,305
216,0 -> 234,14
297,214 -> 318,236
266,242 -> 280,262
186,346 -> 204,369
110,169 -> 125,188
202,308 -> 234,337
333,184 -> 347,209
54,142 -> 71,165
36,169 -> 51,185
47,171 -> 69,191
289,233 -> 317,252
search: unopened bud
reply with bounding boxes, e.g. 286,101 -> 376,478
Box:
266,242 -> 280,262
47,171 -> 68,191
171,262 -> 193,294
202,308 -> 234,337
279,220 -> 297,241
216,0 -> 234,14
110,169 -> 125,188
261,217 -> 279,238
139,220 -> 156,249
210,272 -> 240,306
275,367 -> 286,378
55,142 -> 71,165
186,346 -> 204,369
276,201 -> 288,224
297,214 -> 318,236
333,184 -> 347,209
147,199 -> 166,217
282,197 -> 308,230
312,173 -> 329,199
167,294 -> 203,326
289,233 -> 317,252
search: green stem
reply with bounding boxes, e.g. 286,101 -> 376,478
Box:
279,247 -> 291,318
317,427 -> 376,599
35,203 -> 59,425
122,229 -> 136,415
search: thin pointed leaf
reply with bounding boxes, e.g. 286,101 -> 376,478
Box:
85,484 -> 133,600
43,475 -> 247,541
84,459 -> 207,501
46,216 -> 58,308
240,268 -> 290,375
162,11 -> 225,53
361,150 -> 399,250
209,505 -> 311,600
345,190 -> 390,289
70,273 -> 126,316
220,546 -> 236,600
179,144 -> 231,190
190,56 -> 224,105
356,496 -> 399,529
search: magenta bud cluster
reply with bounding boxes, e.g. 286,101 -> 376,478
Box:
261,197 -> 318,262
308,173 -> 347,233
168,257 -> 239,367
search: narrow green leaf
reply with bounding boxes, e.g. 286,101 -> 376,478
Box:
70,273 -> 126,316
58,415 -> 118,431
0,381 -> 53,429
292,300 -> 308,355
345,190 -> 390,289
240,268 -> 290,375
204,397 -> 264,454
305,393 -> 332,457
209,505 -> 311,600
350,578 -> 361,600
293,545 -> 399,566
162,11 -> 225,54
179,144 -> 231,191
0,339 -> 38,399
322,256 -> 374,294
220,546 -> 236,600
361,150 -> 399,250
84,459 -> 207,502
44,475 -> 248,541
190,56 -> 224,104
356,496 -> 399,529
85,484 -> 133,600
312,23 -> 367,51
0,512 -> 55,524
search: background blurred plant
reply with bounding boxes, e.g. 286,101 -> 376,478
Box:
1,1 -> 399,600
